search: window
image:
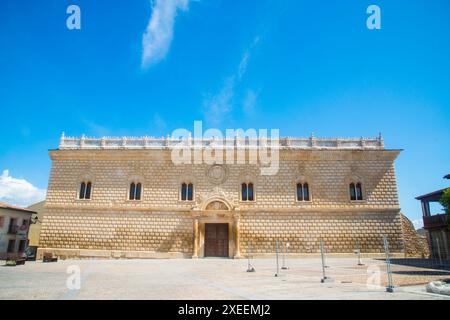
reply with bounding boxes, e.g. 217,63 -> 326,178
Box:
7,240 -> 15,253
8,218 -> 17,234
0,216 -> 4,228
129,182 -> 142,200
79,181 -> 92,199
181,183 -> 193,201
350,182 -> 363,201
356,183 -> 363,201
136,183 -> 142,200
350,183 -> 356,200
18,240 -> 27,253
296,183 -> 311,201
241,183 -> 255,201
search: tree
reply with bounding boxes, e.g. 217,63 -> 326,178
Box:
439,188 -> 450,230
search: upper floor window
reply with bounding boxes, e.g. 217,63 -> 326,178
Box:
296,183 -> 310,201
349,182 -> 363,201
0,216 -> 4,228
241,183 -> 254,201
129,182 -> 142,201
181,183 -> 193,201
79,181 -> 92,199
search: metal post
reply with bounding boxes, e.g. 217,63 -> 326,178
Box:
320,240 -> 333,283
356,242 -> 363,266
281,241 -> 288,270
436,238 -> 442,268
275,240 -> 279,277
247,241 -> 255,272
383,236 -> 394,293
283,242 -> 290,270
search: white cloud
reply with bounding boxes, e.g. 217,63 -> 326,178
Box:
0,170 -> 46,207
141,0 -> 190,68
203,36 -> 261,125
238,36 -> 260,81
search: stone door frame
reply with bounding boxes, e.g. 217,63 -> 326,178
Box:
191,200 -> 241,259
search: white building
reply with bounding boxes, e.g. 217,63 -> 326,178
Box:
0,202 -> 35,259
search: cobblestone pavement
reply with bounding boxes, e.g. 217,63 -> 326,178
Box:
0,258 -> 449,300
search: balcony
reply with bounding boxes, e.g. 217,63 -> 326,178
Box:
423,214 -> 448,229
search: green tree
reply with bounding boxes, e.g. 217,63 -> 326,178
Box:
439,188 -> 450,230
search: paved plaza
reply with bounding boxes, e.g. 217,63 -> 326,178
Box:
0,258 -> 449,300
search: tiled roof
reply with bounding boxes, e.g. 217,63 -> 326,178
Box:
0,202 -> 36,214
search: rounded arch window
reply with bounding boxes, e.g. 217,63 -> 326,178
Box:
349,182 -> 363,201
241,182 -> 254,201
296,182 -> 310,202
129,182 -> 142,200
181,183 -> 193,201
79,181 -> 92,199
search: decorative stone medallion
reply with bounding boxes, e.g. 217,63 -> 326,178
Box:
206,164 -> 228,185
205,201 -> 229,211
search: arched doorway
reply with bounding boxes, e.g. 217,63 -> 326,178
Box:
192,198 -> 241,259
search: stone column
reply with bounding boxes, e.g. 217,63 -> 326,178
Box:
234,215 -> 241,259
192,218 -> 199,259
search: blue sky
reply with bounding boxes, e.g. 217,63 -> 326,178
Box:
0,0 -> 449,226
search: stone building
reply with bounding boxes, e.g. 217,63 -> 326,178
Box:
38,133 -> 406,259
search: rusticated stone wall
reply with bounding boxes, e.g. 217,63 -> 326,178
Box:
38,142 -> 405,259
400,213 -> 430,258
239,211 -> 403,255
39,209 -> 193,259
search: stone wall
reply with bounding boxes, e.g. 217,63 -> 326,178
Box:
240,211 -> 403,255
38,209 -> 193,259
400,214 -> 430,258
39,144 -> 405,258
45,149 -> 400,211
38,209 -> 404,259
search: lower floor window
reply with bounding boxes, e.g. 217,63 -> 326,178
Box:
7,239 -> 15,253
18,240 -> 27,252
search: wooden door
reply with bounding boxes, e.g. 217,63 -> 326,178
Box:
205,223 -> 229,257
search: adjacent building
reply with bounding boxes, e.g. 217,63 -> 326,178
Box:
0,202 -> 35,259
27,200 -> 46,255
38,133 -> 407,259
416,175 -> 450,260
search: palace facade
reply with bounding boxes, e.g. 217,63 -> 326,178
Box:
38,134 -> 406,259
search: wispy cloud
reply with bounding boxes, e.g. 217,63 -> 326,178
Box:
82,119 -> 111,137
203,36 -> 261,125
238,36 -> 260,81
141,0 -> 190,68
0,170 -> 46,207
202,77 -> 235,126
243,89 -> 258,116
